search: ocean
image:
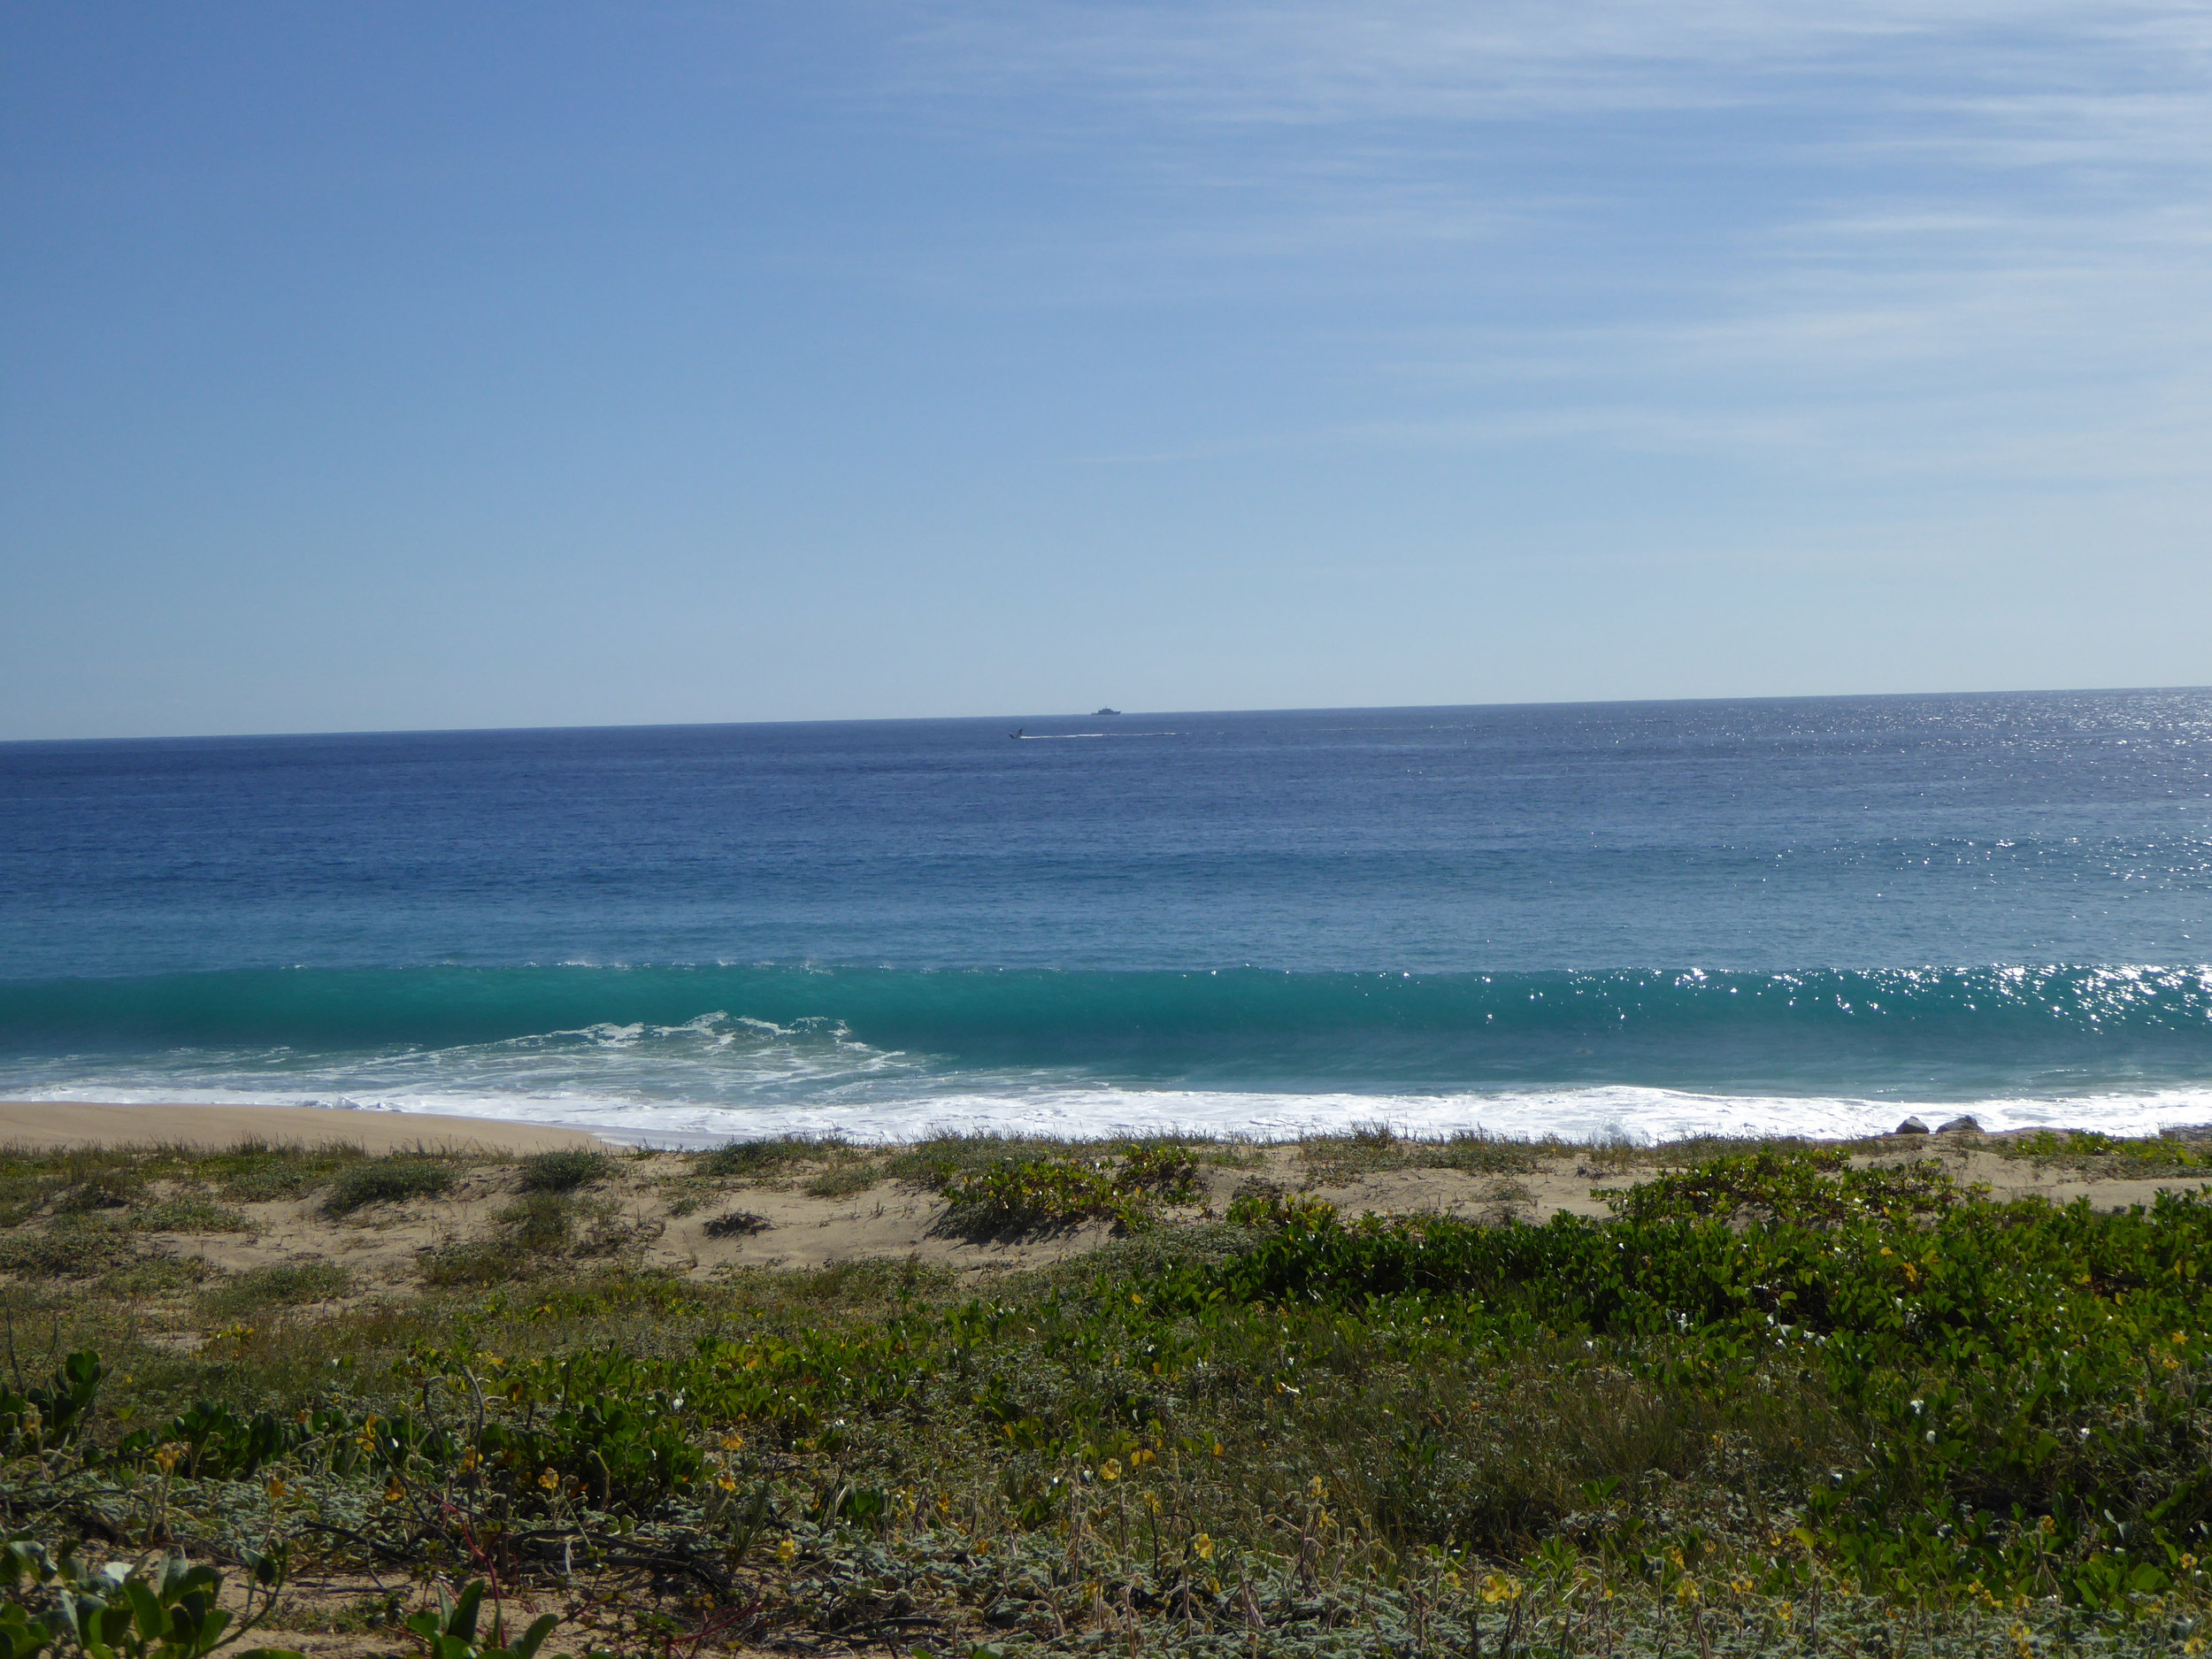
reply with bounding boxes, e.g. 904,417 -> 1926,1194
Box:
4,691 -> 2210,1145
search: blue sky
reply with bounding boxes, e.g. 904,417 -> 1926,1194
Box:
4,2 -> 2208,739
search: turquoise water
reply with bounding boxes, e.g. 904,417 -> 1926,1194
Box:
4,693 -> 2210,1141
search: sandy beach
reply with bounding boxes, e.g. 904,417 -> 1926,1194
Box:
0,1099 -> 608,1154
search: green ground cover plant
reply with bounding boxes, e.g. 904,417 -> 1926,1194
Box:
3,1141 -> 2208,1655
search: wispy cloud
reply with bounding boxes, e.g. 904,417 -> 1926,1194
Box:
898,0 -> 2210,140
861,1 -> 2212,488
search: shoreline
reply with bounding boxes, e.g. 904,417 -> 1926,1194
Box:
5,1094 -> 2211,1157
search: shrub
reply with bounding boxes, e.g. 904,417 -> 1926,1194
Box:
694,1138 -> 843,1179
803,1164 -> 879,1199
498,1192 -> 579,1253
940,1146 -> 1198,1234
52,1172 -> 141,1215
517,1148 -> 612,1194
0,1222 -> 144,1279
419,1240 -> 525,1288
702,1209 -> 771,1239
133,1198 -> 257,1233
323,1156 -> 456,1216
202,1261 -> 354,1317
208,1139 -> 367,1202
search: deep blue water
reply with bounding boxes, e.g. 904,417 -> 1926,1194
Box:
4,692 -> 2210,1141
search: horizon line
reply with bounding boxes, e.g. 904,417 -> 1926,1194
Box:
5,681 -> 2208,749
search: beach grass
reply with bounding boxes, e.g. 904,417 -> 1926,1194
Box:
1,1131 -> 2208,1655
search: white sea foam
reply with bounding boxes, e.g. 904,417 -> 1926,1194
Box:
7,1081 -> 2210,1147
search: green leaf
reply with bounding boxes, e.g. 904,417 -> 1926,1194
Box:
509,1615 -> 559,1659
124,1581 -> 165,1644
446,1582 -> 485,1645
0,1604 -> 52,1659
188,1609 -> 232,1655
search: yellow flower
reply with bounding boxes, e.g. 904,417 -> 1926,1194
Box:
2184,1637 -> 2206,1656
538,1467 -> 560,1492
1730,1577 -> 1755,1595
1100,1458 -> 1122,1482
1443,1571 -> 1462,1592
265,1478 -> 288,1501
2009,1622 -> 2029,1641
1210,1441 -> 1225,1459
459,1448 -> 480,1473
717,1473 -> 739,1492
2038,1514 -> 2057,1536
721,1432 -> 745,1452
1676,1579 -> 1701,1605
1308,1476 -> 1325,1500
384,1479 -> 404,1503
776,1538 -> 798,1565
1145,1493 -> 1162,1514
153,1444 -> 182,1475
2181,1552 -> 2197,1571
1193,1533 -> 1216,1561
1479,1574 -> 1522,1605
